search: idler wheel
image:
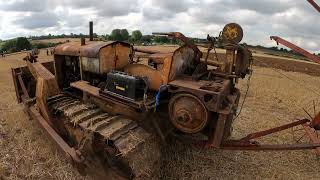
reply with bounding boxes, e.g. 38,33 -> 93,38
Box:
169,93 -> 208,134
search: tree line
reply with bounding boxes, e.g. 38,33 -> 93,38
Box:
0,28 -> 174,54
1,29 -> 319,56
103,29 -> 179,44
28,29 -> 179,44
0,37 -> 60,54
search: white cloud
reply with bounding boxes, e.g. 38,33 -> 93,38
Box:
0,0 -> 318,53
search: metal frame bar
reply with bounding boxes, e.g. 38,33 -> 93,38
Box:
221,142 -> 320,151
220,119 -> 320,152
11,68 -> 22,103
29,106 -> 83,163
240,119 -> 309,141
307,0 -> 320,13
17,74 -> 30,99
270,36 -> 320,64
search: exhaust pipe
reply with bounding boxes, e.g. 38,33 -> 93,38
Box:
89,21 -> 93,41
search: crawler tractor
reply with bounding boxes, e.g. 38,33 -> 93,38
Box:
11,23 -> 253,179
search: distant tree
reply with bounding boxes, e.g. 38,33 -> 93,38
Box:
270,46 -> 279,51
110,29 -> 122,40
104,34 -> 110,41
141,35 -> 152,43
1,39 -> 17,52
154,36 -> 161,43
16,37 -> 32,51
131,30 -> 142,42
120,29 -> 129,41
154,36 -> 169,44
110,29 -> 129,41
33,43 -> 49,49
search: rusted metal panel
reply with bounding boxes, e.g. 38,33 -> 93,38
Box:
98,42 -> 133,74
80,41 -> 116,58
124,53 -> 173,91
81,57 -> 100,74
124,64 -> 163,91
160,56 -> 173,84
54,42 -> 81,56
54,41 -> 132,59
169,46 -> 195,81
115,43 -> 133,70
55,41 -> 133,75
27,62 -> 60,123
41,61 -> 55,75
99,43 -> 116,74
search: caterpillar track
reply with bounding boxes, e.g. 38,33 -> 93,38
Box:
47,94 -> 160,179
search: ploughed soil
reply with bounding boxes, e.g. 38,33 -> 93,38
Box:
207,52 -> 320,77
253,56 -> 320,76
0,48 -> 320,179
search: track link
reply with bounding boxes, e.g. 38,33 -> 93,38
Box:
47,94 -> 160,179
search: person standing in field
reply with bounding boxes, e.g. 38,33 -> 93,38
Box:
46,49 -> 49,56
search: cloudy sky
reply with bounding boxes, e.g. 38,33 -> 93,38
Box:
0,0 -> 319,53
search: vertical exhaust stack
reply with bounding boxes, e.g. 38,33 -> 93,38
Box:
89,21 -> 93,41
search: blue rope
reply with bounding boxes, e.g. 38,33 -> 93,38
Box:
155,85 -> 168,110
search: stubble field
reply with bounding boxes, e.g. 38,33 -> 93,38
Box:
0,47 -> 320,180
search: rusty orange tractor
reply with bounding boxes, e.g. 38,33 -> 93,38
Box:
11,21 -> 320,179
